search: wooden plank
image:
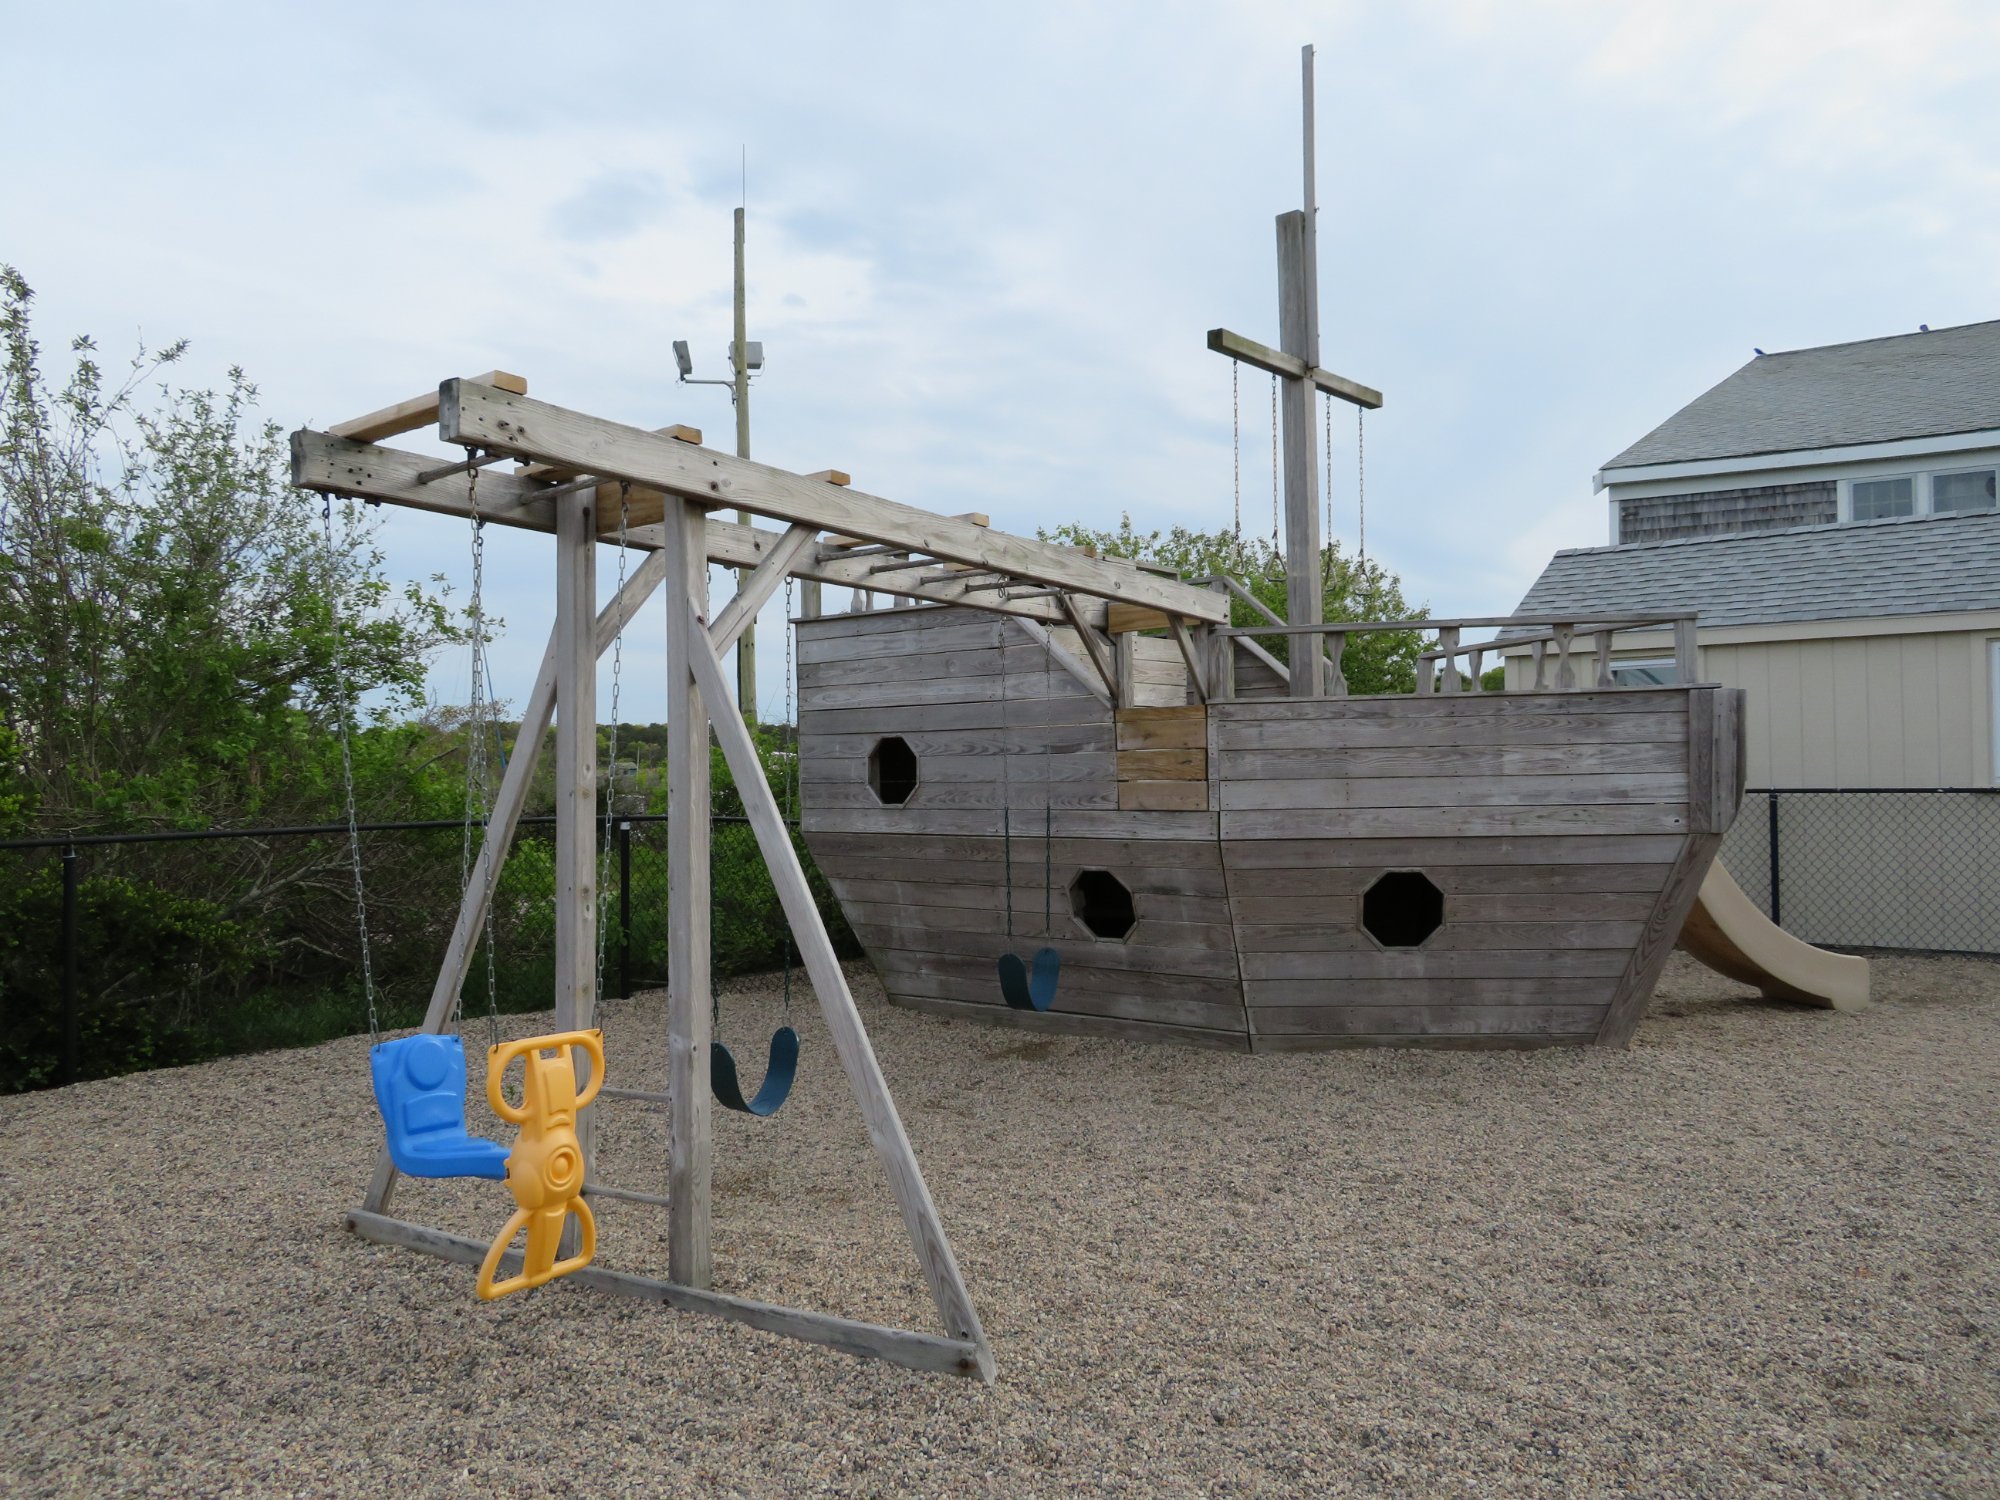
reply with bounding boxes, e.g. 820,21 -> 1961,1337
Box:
1107,603 -> 1172,634
1218,773 -> 1690,811
808,781 -> 1116,812
804,751 -> 1118,787
1232,919 -> 1646,952
1246,1005 -> 1608,1037
1210,713 -> 1690,752
439,380 -> 1227,621
1276,211 -> 1324,700
1009,617 -> 1112,705
687,603 -> 991,1358
1217,742 -> 1688,779
1685,685 -> 1716,833
1225,866 -> 1671,907
804,726 -> 1115,759
1113,630 -> 1138,711
1595,832 -> 1725,1048
552,488 -> 599,1257
1244,976 -> 1616,1007
850,921 -> 1240,979
821,855 -> 1231,899
1117,747 -> 1207,780
1237,949 -> 1631,981
1221,805 -> 1688,839
805,468 -> 851,486
344,1212 -> 989,1381
836,878 -> 1234,926
1219,833 -> 1687,868
1170,619 -> 1210,703
869,949 -> 1245,1006
710,523 -> 817,652
878,969 -> 1248,1032
886,991 -> 1249,1051
330,370 -> 527,442
663,501 -> 713,1287
1250,1032 -> 1597,1053
1119,780 -> 1209,812
1213,691 -> 1687,721
1204,327 -> 1384,409
1058,595 -> 1120,698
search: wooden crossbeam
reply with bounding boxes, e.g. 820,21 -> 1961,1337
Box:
330,370 -> 528,442
1205,328 -> 1382,410
289,431 -> 1101,627
518,425 -> 703,482
436,380 -> 1227,622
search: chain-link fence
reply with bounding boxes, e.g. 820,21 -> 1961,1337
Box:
0,814 -> 854,1092
1718,789 -> 2000,955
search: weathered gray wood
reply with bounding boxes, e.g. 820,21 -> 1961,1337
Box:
1220,833 -> 1687,867
804,751 -> 1118,786
552,488 -> 599,1258
799,695 -> 1109,736
1225,865 -> 1671,906
884,991 -> 1250,1051
1057,594 -> 1120,698
1250,1032 -> 1598,1052
711,522 -> 817,651
1232,919 -> 1645,952
796,616 -> 1001,664
663,500 -> 713,1287
1247,1005 -> 1608,1037
1114,631 -> 1138,711
805,725 -> 1114,759
1009,616 -> 1112,704
1236,948 -> 1631,981
1214,690 -> 1687,718
834,878 -> 1234,926
1221,804 -> 1688,839
687,605 -> 990,1356
1219,741 -> 1688,779
329,370 -> 527,442
1244,975 -> 1616,1006
1595,831 -> 1725,1047
1203,327 -> 1384,409
1686,686 -> 1716,833
439,379 -> 1226,621
870,949 -> 1247,1006
850,921 -> 1241,979
344,1212 -> 992,1381
1211,713 -> 1688,752
809,781 -> 1117,812
1218,772 -> 1690,811
879,969 -> 1249,1032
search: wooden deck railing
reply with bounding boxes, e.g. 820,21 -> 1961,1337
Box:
1207,611 -> 1700,701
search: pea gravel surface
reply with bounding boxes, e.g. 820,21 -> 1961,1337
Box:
3,953 -> 1997,1498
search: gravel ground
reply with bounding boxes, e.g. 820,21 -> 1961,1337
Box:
3,954 -> 1997,1498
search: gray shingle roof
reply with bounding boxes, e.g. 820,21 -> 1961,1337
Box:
1512,510 -> 2000,630
1602,319 -> 2000,471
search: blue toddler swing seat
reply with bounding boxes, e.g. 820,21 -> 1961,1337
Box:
370,1032 -> 511,1181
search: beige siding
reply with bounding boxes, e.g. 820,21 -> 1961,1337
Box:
1507,627 -> 1996,787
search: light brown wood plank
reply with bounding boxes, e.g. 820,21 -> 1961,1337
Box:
1117,748 -> 1207,780
1118,780 -> 1210,812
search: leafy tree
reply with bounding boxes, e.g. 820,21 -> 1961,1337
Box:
1040,515 -> 1430,694
0,265 -> 461,832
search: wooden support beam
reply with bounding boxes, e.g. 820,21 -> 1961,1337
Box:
1277,211 -> 1323,699
519,425 -> 704,483
438,380 -> 1225,621
710,523 -> 817,652
1106,603 -> 1172,634
553,489 -> 598,1258
1204,329 -> 1383,410
1057,594 -> 1119,699
346,1211 -> 989,1379
330,370 -> 527,442
663,500 -> 713,1288
1170,619 -> 1210,703
804,469 -> 851,486
292,431 -> 1098,627
685,606 -> 991,1371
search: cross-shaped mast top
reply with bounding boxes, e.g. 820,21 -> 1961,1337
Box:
1206,43 -> 1383,698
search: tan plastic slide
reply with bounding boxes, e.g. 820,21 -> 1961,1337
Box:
1678,861 -> 1871,1012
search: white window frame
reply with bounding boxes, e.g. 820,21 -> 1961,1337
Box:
1840,465 -> 2000,522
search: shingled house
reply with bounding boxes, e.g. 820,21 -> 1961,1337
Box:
1504,321 -> 2000,950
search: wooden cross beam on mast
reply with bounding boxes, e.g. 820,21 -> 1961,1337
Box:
1206,43 -> 1384,699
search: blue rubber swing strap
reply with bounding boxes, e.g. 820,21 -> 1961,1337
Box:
997,949 -> 1061,1012
710,1026 -> 800,1117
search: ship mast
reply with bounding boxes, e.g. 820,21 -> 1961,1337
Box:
1206,43 -> 1383,698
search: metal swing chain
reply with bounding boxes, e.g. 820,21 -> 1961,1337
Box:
1231,361 -> 1241,545
781,572 -> 796,1014
321,494 -> 381,1046
1357,406 -> 1367,563
459,455 -> 502,1049
595,484 -> 630,1007
1269,372 -> 1281,551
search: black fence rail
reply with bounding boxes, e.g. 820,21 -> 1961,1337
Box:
1718,788 -> 2000,956
0,814 -> 853,1092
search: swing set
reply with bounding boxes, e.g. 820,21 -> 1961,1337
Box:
297,370 -> 1230,1379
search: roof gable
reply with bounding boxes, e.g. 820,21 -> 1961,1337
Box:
1603,319 -> 2000,472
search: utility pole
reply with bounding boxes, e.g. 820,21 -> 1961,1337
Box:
732,206 -> 756,722
674,205 -> 767,721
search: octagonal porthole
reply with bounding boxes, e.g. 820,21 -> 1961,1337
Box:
1069,869 -> 1136,941
1361,870 -> 1444,948
867,736 -> 918,805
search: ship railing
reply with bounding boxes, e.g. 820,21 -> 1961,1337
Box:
1207,610 -> 1700,700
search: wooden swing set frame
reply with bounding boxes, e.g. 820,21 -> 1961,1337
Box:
293,375 -> 1227,1381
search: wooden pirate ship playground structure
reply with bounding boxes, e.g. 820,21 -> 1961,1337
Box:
296,47 -> 1867,1379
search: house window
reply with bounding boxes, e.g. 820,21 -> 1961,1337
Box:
1933,468 -> 1998,514
1610,658 -> 1678,687
1851,476 -> 1915,520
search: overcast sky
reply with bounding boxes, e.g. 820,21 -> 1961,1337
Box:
8,1 -> 1998,723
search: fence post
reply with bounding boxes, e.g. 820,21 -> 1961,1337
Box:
1766,790 -> 1781,927
619,819 -> 633,1000
60,844 -> 80,1085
